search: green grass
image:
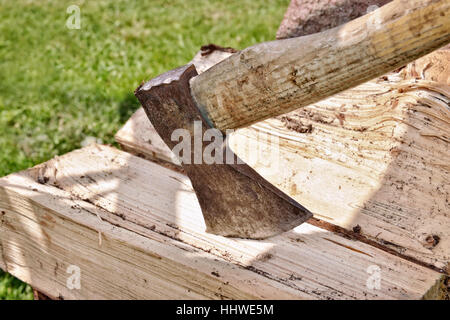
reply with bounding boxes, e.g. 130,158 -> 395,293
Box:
0,270 -> 33,300
0,0 -> 289,300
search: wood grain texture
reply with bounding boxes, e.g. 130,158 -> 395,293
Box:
0,145 -> 445,299
0,155 -> 302,300
116,48 -> 450,270
190,0 -> 450,130
229,72 -> 450,269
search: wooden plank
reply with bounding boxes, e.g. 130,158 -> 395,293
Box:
0,159 -> 302,299
0,144 -> 445,299
115,49 -> 450,270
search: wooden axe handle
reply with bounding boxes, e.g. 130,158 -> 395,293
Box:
190,0 -> 450,131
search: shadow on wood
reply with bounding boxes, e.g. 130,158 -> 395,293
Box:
0,143 -> 446,299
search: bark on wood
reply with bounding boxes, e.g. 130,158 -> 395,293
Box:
0,145 -> 445,299
277,0 -> 392,39
116,47 -> 450,270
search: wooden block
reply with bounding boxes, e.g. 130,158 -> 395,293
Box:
0,145 -> 446,299
115,49 -> 450,270
0,150 -> 300,300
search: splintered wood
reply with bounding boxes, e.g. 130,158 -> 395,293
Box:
116,49 -> 450,273
229,56 -> 450,270
0,145 -> 446,299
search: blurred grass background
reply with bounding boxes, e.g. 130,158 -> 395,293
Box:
0,0 -> 289,299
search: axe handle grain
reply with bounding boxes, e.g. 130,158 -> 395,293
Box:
190,0 -> 450,131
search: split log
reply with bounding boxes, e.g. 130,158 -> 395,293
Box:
228,48 -> 450,270
0,145 -> 446,299
115,47 -> 450,270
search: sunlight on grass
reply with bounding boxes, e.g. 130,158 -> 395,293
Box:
0,0 -> 289,299
0,270 -> 33,300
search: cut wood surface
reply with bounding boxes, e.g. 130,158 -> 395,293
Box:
116,48 -> 450,270
0,145 -> 446,299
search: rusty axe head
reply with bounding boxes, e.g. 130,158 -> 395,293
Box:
135,64 -> 312,239
132,0 -> 450,239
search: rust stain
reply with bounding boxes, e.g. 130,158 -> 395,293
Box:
42,214 -> 56,224
323,237 -> 373,257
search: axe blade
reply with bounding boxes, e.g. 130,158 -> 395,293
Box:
135,64 -> 312,239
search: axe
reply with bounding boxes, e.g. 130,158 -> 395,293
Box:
135,0 -> 450,239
